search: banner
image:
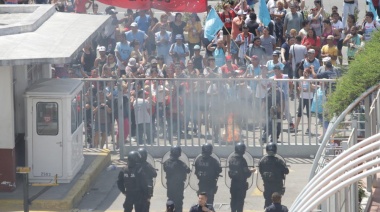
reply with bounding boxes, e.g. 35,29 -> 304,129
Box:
97,0 -> 208,12
204,7 -> 223,41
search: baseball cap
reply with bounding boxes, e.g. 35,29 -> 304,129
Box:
151,59 -> 158,64
251,55 -> 258,60
175,34 -> 182,40
322,57 -> 331,62
326,35 -> 334,40
130,22 -> 138,27
308,49 -> 316,54
194,45 -> 201,50
108,9 -> 118,15
272,50 -> 280,56
128,58 -> 137,67
237,9 -> 246,15
97,46 -> 106,52
175,34 -> 183,40
225,55 -> 232,61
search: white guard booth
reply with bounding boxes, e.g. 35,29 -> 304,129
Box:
25,79 -> 84,183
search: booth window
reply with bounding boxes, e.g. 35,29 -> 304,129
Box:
36,102 -> 59,135
71,93 -> 83,134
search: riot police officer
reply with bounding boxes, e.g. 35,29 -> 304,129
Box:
259,142 -> 289,208
228,142 -> 253,212
194,143 -> 222,205
163,146 -> 191,212
117,151 -> 148,212
137,148 -> 157,212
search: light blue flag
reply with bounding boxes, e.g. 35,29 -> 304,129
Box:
367,0 -> 379,21
204,7 -> 224,41
259,0 -> 271,27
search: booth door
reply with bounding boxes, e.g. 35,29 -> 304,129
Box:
32,99 -> 63,178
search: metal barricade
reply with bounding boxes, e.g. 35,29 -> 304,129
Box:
80,77 -> 337,158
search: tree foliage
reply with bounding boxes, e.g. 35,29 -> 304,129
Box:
326,31 -> 380,116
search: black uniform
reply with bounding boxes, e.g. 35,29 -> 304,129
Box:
194,155 -> 222,205
189,204 -> 215,212
228,153 -> 252,212
117,165 -> 148,212
265,203 -> 289,212
140,161 -> 157,212
163,157 -> 190,212
259,155 -> 289,208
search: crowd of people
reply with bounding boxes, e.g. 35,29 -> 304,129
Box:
13,0 -> 378,148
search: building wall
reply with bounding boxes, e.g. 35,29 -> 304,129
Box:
0,66 -> 16,192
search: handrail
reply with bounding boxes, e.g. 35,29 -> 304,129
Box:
301,167 -> 380,211
291,133 -> 380,211
308,84 -> 380,180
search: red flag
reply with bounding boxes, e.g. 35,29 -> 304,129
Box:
98,0 -> 208,12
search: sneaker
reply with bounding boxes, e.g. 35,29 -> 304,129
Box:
289,123 -> 295,133
305,129 -> 311,135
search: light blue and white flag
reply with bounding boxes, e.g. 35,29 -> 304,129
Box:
259,0 -> 271,27
367,0 -> 379,21
204,7 -> 224,41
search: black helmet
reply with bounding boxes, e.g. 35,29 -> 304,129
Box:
235,142 -> 246,155
266,142 -> 277,156
137,148 -> 148,162
170,146 -> 182,158
202,143 -> 213,157
127,151 -> 141,167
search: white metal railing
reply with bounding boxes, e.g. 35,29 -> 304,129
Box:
292,84 -> 380,212
78,78 -> 337,157
290,133 -> 380,211
308,85 -> 380,180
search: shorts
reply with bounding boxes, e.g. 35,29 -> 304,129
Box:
95,123 -> 107,133
337,39 -> 343,51
223,27 -> 232,35
230,40 -> 239,54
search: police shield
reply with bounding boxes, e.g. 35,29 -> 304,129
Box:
161,150 -> 190,189
189,153 -> 221,192
224,151 -> 254,189
146,152 -> 157,186
256,153 -> 286,192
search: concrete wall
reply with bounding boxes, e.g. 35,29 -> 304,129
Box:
0,66 -> 15,149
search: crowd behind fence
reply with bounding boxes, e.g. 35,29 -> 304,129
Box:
78,77 -> 337,151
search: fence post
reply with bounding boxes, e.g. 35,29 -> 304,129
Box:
271,81 -> 277,144
117,78 -> 125,159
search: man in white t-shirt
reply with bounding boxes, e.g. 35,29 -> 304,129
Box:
133,89 -> 152,145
